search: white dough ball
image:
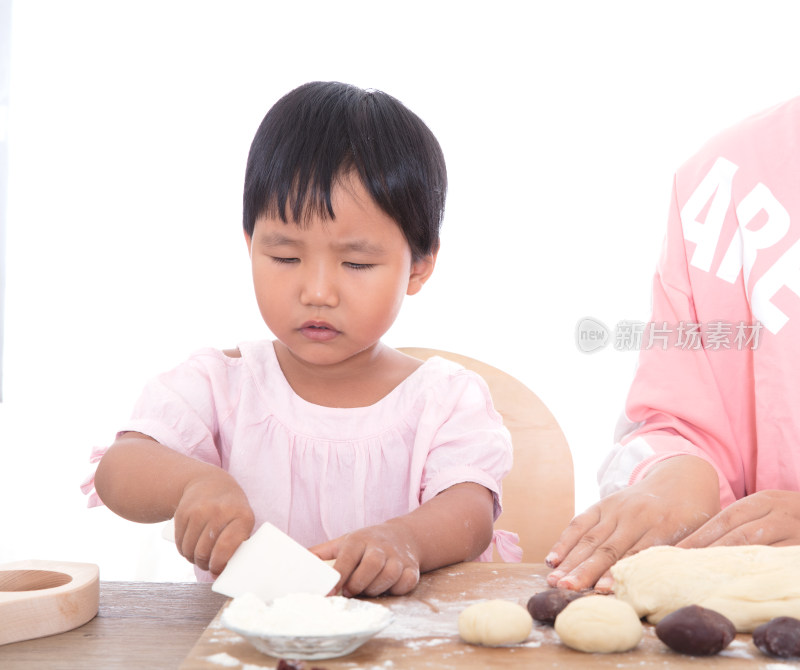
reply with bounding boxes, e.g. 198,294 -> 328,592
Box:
458,599 -> 532,646
554,595 -> 642,653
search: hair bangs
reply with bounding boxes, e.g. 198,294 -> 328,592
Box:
244,82 -> 447,259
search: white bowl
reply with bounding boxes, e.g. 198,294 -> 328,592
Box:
221,593 -> 394,661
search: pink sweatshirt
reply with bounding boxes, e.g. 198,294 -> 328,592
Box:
599,96 -> 800,507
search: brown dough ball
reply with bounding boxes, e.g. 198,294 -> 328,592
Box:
276,661 -> 328,670
655,605 -> 736,656
277,662 -> 305,670
753,616 -> 800,658
527,588 -> 584,625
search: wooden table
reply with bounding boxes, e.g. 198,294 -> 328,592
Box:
0,564 -> 783,668
0,581 -> 227,669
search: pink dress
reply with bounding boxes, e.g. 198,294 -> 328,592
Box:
600,96 -> 800,507
82,341 -> 516,580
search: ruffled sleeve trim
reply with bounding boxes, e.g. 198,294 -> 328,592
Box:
474,529 -> 523,562
79,445 -> 107,508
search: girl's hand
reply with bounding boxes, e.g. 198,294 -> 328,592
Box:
310,520 -> 421,597
678,489 -> 800,548
546,455 -> 720,592
173,470 -> 255,577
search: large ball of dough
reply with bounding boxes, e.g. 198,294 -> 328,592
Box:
554,595 -> 643,653
611,545 -> 800,633
458,599 -> 532,646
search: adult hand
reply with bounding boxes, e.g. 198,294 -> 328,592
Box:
311,519 -> 421,597
546,455 -> 720,592
678,489 -> 800,548
173,470 -> 255,577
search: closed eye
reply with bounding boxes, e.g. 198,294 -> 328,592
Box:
270,256 -> 299,265
344,262 -> 375,271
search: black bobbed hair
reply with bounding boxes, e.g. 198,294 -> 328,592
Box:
243,81 -> 447,260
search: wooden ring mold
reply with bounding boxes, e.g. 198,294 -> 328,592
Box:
0,560 -> 99,645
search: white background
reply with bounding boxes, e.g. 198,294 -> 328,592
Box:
1,0 -> 799,580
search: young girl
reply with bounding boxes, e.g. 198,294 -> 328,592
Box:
82,81 -> 515,597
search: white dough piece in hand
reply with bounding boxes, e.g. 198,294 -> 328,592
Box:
611,545 -> 800,633
458,599 -> 532,646
554,595 -> 642,653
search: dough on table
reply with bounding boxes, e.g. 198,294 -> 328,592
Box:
655,604 -> 736,656
527,588 -> 584,625
611,545 -> 800,633
554,595 -> 642,653
753,616 -> 800,658
458,599 -> 532,646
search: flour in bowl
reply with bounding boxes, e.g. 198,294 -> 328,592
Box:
222,592 -> 392,636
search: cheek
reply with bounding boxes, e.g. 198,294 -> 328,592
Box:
362,276 -> 409,323
251,268 -> 286,317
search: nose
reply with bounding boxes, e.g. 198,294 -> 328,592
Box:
299,263 -> 339,308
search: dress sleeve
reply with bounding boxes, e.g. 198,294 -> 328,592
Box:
598,178 -> 747,507
418,369 -> 513,520
81,351 -> 226,507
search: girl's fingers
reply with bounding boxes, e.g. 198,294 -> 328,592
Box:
191,522 -> 217,572
177,516 -> 203,565
332,537 -> 368,596
309,539 -> 346,594
308,539 -> 338,561
388,566 -> 420,596
342,544 -> 387,596
207,518 -> 253,577
362,557 -> 405,597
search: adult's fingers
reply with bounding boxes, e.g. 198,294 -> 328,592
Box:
678,501 -> 770,548
546,515 -> 629,589
549,524 -> 646,591
545,507 -> 602,569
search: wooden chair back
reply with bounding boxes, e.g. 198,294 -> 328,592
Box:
399,347 -> 574,562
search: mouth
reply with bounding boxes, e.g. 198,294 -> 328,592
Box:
299,321 -> 341,342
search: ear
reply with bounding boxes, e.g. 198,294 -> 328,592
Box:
406,245 -> 439,296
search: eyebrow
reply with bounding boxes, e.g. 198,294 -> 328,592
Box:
257,231 -> 301,247
256,232 -> 387,255
333,239 -> 387,255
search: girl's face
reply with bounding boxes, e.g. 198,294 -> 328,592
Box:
246,174 -> 435,369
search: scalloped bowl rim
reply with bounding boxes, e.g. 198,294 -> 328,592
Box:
222,602 -> 394,660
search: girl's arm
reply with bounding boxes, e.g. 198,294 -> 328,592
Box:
94,432 -> 255,576
310,482 -> 494,597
